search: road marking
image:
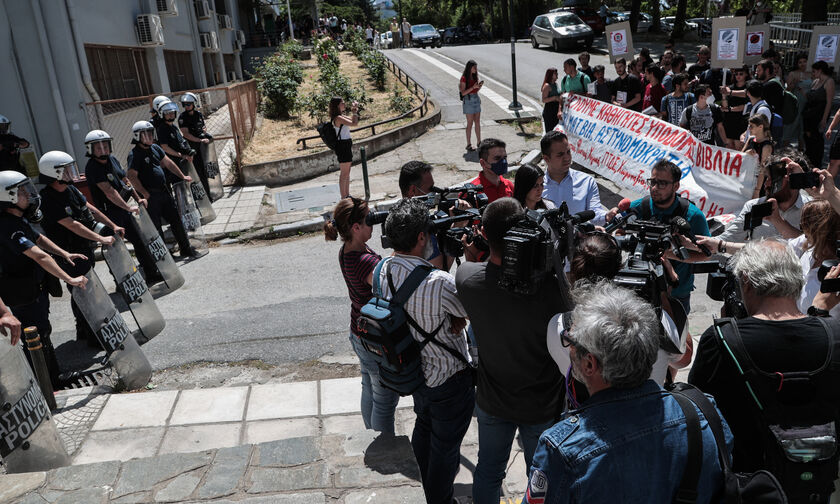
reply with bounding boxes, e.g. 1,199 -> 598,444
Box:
404,49 -> 536,115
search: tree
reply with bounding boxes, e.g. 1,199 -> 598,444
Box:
629,0 -> 642,32
672,0 -> 688,38
802,0 -> 828,22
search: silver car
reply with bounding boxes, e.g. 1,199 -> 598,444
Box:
530,12 -> 594,51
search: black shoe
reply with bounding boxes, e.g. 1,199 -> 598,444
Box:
180,247 -> 199,258
144,272 -> 164,285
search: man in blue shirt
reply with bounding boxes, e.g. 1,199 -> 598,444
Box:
540,131 -> 606,225
526,280 -> 732,504
606,159 -> 710,314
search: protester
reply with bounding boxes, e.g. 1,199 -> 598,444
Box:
795,199 -> 840,317
527,281 -> 731,504
578,52 -> 594,81
628,57 -> 644,81
460,60 -> 483,152
679,84 -> 732,147
757,59 -> 785,114
588,65 -> 612,103
802,61 -> 835,169
643,65 -> 666,113
720,66 -> 750,149
540,131 -> 606,224
638,47 -> 654,71
329,97 -> 359,199
380,198 -> 474,504
660,50 -> 674,74
688,46 -> 711,78
742,115 -> 774,179
661,73 -> 696,126
472,138 -> 513,203
456,197 -> 571,504
560,58 -> 590,95
513,163 -> 554,210
610,58 -> 642,111
689,239 -> 840,503
663,54 -> 687,92
784,52 -> 810,145
541,67 -> 561,133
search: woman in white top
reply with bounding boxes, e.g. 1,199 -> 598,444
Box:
329,97 -> 359,198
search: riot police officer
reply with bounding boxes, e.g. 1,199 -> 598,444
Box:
0,114 -> 31,174
38,151 -> 123,345
0,170 -> 88,387
156,102 -> 195,176
83,129 -> 160,282
0,295 -> 22,346
178,93 -> 213,198
150,96 -> 171,129
125,121 -> 198,258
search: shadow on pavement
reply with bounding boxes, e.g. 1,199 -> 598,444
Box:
364,433 -> 422,481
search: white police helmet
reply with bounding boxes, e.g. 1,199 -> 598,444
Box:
160,101 -> 179,121
39,151 -> 79,182
0,114 -> 9,135
132,120 -> 156,144
152,96 -> 171,115
180,92 -> 199,106
0,170 -> 41,222
84,129 -> 113,158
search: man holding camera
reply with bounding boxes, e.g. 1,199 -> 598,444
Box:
540,131 -> 606,225
380,198 -> 474,504
526,281 -> 731,503
455,198 -> 571,503
606,159 -> 710,314
472,139 -> 514,203
689,239 -> 840,502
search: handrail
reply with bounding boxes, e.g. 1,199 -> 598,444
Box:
296,53 -> 431,149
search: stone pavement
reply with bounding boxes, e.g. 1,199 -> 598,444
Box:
202,185 -> 266,237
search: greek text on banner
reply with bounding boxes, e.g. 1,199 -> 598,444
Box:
560,94 -> 758,217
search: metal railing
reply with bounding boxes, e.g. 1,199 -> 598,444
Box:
768,23 -> 813,67
295,54 -> 431,149
768,13 -> 840,25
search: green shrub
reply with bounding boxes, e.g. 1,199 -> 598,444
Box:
254,51 -> 302,119
280,39 -> 303,60
314,38 -> 340,70
388,86 -> 413,115
360,50 -> 386,91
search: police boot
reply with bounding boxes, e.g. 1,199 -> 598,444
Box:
39,332 -> 63,390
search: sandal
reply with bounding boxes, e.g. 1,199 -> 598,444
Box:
466,144 -> 475,151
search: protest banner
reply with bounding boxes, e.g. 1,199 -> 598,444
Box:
560,94 -> 758,217
606,22 -> 633,63
744,24 -> 768,65
810,26 -> 840,65
711,17 -> 746,68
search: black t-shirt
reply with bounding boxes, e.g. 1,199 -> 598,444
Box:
39,185 -> 93,252
455,262 -> 570,424
580,66 -> 595,81
85,156 -> 130,211
723,83 -> 748,138
0,134 -> 27,174
689,317 -> 838,471
177,111 -> 206,138
156,122 -> 191,154
688,61 -> 710,78
0,213 -> 43,281
128,144 -> 168,192
681,104 -> 725,145
610,74 -> 643,111
762,78 -> 785,113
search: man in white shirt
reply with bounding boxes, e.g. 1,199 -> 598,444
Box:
540,131 -> 606,225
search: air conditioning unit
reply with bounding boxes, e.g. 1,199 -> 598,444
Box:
136,14 -> 165,46
199,31 -> 219,52
227,71 -> 236,81
195,0 -> 211,20
236,29 -> 245,44
156,0 -> 178,16
233,39 -> 242,52
218,14 -> 233,30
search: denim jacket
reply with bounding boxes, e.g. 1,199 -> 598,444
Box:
526,381 -> 733,504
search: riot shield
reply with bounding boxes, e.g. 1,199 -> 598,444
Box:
71,270 -> 152,390
173,180 -> 209,258
183,159 -> 217,225
102,236 -> 166,344
129,204 -> 185,294
0,338 -> 70,473
200,141 -> 224,202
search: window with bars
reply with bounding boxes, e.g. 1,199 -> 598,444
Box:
85,45 -> 153,101
164,50 -> 197,91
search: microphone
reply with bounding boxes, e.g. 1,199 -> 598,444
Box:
604,198 -> 637,233
571,209 -> 596,224
671,216 -> 712,256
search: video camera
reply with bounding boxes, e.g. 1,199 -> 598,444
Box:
696,260 -> 748,319
817,241 -> 840,293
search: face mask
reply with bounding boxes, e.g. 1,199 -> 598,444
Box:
16,196 -> 42,223
705,95 -> 716,106
489,158 -> 508,176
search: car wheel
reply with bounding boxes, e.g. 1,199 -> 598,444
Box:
585,37 -> 593,49
553,39 -> 561,52
531,36 -> 539,48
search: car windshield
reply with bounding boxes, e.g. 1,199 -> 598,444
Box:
554,14 -> 582,27
412,24 -> 435,33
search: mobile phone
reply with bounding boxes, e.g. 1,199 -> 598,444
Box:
743,201 -> 772,231
789,172 -> 820,189
766,161 -> 787,195
478,80 -> 484,86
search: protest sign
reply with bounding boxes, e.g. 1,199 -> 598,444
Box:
711,17 -> 746,68
606,22 -> 633,63
744,24 -> 768,65
810,26 -> 840,65
560,94 -> 758,217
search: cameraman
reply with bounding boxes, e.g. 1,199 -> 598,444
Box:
606,159 -> 710,314
455,197 -> 572,503
472,139 -> 514,203
380,198 -> 474,504
540,131 -> 606,225
689,239 -> 840,501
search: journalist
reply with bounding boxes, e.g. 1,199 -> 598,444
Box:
513,164 -> 555,210
380,198 -> 474,504
689,239 -> 840,503
398,161 -> 446,268
527,280 -> 732,504
606,159 -> 710,314
472,138 -> 514,203
455,197 -> 571,503
540,131 -> 606,225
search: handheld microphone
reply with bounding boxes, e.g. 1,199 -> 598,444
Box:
671,216 -> 712,256
571,209 -> 596,224
604,198 -> 637,233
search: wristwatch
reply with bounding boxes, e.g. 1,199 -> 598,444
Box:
807,305 -> 831,317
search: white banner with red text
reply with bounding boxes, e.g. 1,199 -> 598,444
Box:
560,94 -> 758,217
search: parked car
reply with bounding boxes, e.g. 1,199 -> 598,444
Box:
410,23 -> 442,48
551,6 -> 605,34
441,26 -> 486,45
531,12 -> 595,51
379,31 -> 393,48
604,10 -> 628,24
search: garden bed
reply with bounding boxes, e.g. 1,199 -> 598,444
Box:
243,50 -> 424,164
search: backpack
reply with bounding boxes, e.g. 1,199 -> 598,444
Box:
755,104 -> 784,145
356,258 -> 470,395
781,90 -> 799,125
316,121 -> 341,150
711,317 -> 840,503
638,195 -> 690,221
668,382 -> 789,504
563,73 -> 586,93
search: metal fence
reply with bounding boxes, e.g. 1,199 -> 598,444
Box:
83,80 -> 258,185
767,13 -> 840,25
768,23 -> 813,67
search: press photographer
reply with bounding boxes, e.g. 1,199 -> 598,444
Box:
455,197 -> 572,503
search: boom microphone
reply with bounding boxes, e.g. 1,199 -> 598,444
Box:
671,216 -> 712,256
571,210 -> 596,224
605,198 -> 638,233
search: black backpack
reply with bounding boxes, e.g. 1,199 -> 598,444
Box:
637,195 -> 690,221
711,317 -> 840,503
316,121 -> 341,150
669,382 -> 788,504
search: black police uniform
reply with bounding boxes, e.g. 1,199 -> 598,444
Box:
156,121 -> 194,184
84,156 -> 158,279
0,133 -> 29,174
127,143 -> 193,255
178,110 -> 212,197
0,212 -> 62,386
39,184 -> 98,343
150,114 -> 165,129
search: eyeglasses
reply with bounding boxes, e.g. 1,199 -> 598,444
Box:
646,178 -> 675,188
560,328 -> 577,348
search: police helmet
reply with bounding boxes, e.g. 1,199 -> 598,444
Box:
160,101 -> 179,121
132,120 -> 156,144
180,92 -> 199,106
152,96 -> 171,115
0,114 -> 9,135
38,151 -> 79,182
0,170 -> 38,210
84,129 -> 113,158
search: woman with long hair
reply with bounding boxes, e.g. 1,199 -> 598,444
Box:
721,65 -> 750,149
329,96 -> 359,198
513,163 -> 554,210
743,114 -> 774,198
324,197 -> 399,432
796,198 -> 840,317
803,61 -> 835,168
459,60 -> 483,151
541,67 -> 561,133
785,52 -> 811,146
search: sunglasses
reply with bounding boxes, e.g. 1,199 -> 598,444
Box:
647,178 -> 675,188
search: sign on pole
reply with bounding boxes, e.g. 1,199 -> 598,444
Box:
606,21 -> 633,63
711,17 -> 747,68
744,24 -> 768,65
809,26 -> 840,65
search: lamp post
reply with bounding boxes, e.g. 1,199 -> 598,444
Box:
286,0 -> 294,40
508,0 -> 522,110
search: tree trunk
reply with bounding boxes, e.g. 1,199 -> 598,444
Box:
629,0 -> 641,33
501,0 -> 510,39
651,0 -> 661,33
802,0 -> 827,22
673,0 -> 688,38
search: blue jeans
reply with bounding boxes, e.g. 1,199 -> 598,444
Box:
472,404 -> 554,504
411,369 -> 475,504
349,333 -> 399,434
